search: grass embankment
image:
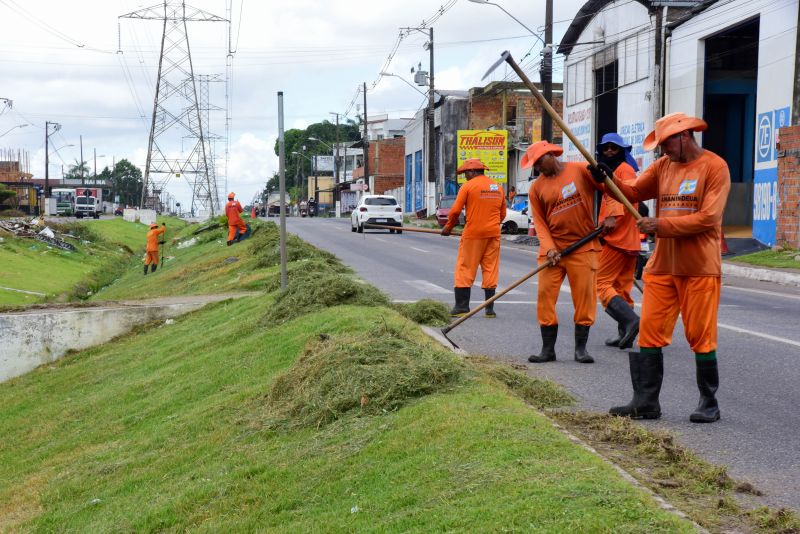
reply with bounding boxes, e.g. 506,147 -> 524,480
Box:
733,247 -> 800,269
0,217 -> 185,306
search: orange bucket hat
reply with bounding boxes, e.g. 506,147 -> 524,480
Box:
456,158 -> 489,174
520,141 -> 563,169
149,223 -> 158,229
227,192 -> 235,199
643,112 -> 707,151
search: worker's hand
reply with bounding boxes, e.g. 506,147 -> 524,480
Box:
601,216 -> 616,235
546,248 -> 561,265
162,222 -> 166,227
441,227 -> 451,237
636,217 -> 658,234
588,162 -> 613,184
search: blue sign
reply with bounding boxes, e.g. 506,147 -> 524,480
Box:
753,168 -> 778,246
405,154 -> 412,212
414,150 -> 423,212
757,107 -> 791,163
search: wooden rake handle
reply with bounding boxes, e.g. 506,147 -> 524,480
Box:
500,51 -> 641,222
364,223 -> 462,236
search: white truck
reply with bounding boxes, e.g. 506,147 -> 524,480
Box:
74,188 -> 102,219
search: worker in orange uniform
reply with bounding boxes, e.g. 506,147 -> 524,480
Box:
595,133 -> 641,350
591,112 -> 731,423
524,141 -> 603,364
442,158 -> 506,318
225,192 -> 248,246
144,222 -> 166,275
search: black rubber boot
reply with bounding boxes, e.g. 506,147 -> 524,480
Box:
690,358 -> 720,423
483,288 -> 496,318
528,325 -> 558,363
609,351 -> 663,419
573,324 -> 594,363
227,240 -> 233,246
449,287 -> 471,317
143,264 -> 149,276
605,323 -> 624,347
151,264 -> 157,273
605,296 -> 640,350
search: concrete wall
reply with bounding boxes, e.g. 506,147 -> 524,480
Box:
0,301 -> 208,383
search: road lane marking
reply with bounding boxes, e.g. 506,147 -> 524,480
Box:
405,280 -> 451,294
410,247 -> 429,253
723,285 -> 800,301
718,323 -> 800,348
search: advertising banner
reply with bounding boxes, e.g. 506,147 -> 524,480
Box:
313,155 -> 335,172
456,130 -> 508,184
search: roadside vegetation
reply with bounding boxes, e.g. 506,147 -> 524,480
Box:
733,246 -> 800,269
1,216 -> 797,532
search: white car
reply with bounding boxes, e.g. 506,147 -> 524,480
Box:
351,195 -> 403,234
502,209 -> 529,234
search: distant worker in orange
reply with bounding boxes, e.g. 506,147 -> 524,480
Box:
144,222 -> 166,275
525,141 -> 603,364
592,112 -> 731,423
595,133 -> 641,350
225,192 -> 248,246
442,158 -> 506,318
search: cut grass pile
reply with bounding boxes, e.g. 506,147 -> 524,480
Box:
733,247 -> 800,269
391,298 -> 451,326
265,323 -> 464,429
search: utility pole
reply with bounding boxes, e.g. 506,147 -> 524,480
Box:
278,91 -> 287,290
427,27 -> 436,206
44,121 -> 61,200
541,0 -> 553,142
80,135 -> 84,186
363,82 -> 369,185
332,111 -> 341,216
94,148 -> 97,178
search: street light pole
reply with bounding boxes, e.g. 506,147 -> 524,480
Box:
541,0 -> 553,142
363,82 -> 369,186
44,121 -> 61,200
427,28 -> 437,208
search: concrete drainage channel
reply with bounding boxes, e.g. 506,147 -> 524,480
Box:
0,293 -> 256,383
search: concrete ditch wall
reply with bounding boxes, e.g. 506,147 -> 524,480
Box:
0,301 -> 208,383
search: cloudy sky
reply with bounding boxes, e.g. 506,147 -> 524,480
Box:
0,0 -> 586,208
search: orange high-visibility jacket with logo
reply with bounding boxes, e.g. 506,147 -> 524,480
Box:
613,150 -> 730,276
146,226 -> 165,252
444,174 -> 506,238
226,200 -> 244,225
529,162 -> 602,257
599,162 -> 640,253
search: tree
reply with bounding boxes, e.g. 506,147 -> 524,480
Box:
64,159 -> 91,181
0,183 -> 16,205
105,159 -> 144,207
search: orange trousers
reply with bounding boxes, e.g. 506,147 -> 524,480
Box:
144,250 -> 159,266
536,251 -> 597,326
596,246 -> 637,308
228,220 -> 248,241
639,273 -> 721,353
454,237 -> 500,288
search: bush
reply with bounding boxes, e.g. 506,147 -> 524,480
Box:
265,325 -> 465,428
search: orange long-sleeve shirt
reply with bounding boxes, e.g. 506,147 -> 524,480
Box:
225,200 -> 244,225
613,150 -> 731,276
529,162 -> 602,258
445,174 -> 506,239
146,226 -> 165,252
599,162 -> 640,253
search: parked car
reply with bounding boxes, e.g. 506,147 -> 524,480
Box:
435,195 -> 465,227
502,209 -> 529,234
351,195 -> 403,233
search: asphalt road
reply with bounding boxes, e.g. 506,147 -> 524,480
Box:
282,216 -> 800,512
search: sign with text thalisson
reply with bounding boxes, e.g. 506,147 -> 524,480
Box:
456,130 -> 508,184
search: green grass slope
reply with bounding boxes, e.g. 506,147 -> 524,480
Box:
0,217 -> 186,306
0,295 -> 691,532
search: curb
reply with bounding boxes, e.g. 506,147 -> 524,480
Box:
723,262 -> 800,287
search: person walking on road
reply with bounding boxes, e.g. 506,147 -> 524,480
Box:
225,192 -> 248,246
144,222 -> 166,275
591,112 -> 731,423
442,158 -> 506,318
595,133 -> 642,350
524,141 -> 603,364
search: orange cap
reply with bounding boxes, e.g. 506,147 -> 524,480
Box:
520,141 -> 563,169
150,223 -> 158,229
456,158 -> 489,174
227,192 -> 235,199
643,112 -> 707,151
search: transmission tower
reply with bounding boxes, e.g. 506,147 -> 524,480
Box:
120,1 -> 227,216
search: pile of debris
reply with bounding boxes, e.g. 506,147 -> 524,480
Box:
0,217 -> 77,251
